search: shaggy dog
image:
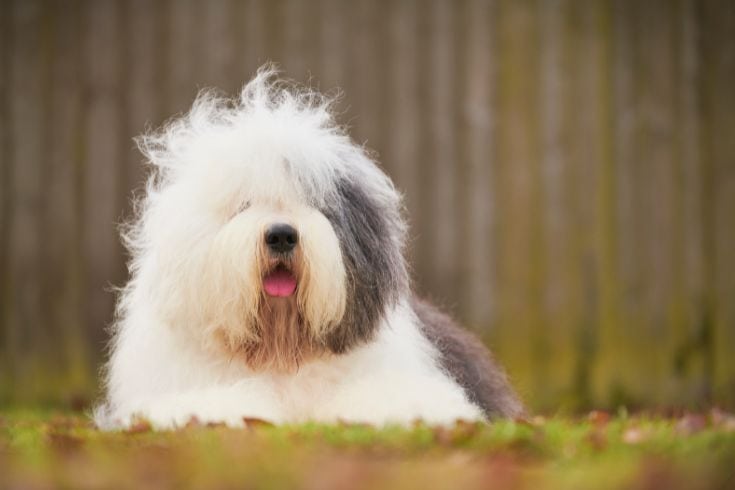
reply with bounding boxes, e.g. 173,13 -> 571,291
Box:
96,68 -> 523,429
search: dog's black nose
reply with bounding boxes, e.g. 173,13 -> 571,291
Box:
265,223 -> 298,253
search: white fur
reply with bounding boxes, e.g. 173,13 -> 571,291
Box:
98,301 -> 483,429
97,67 -> 484,429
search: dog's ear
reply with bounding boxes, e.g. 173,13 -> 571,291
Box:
320,164 -> 409,353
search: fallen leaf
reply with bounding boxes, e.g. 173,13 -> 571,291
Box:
243,417 -> 274,429
432,420 -> 482,445
587,410 -> 611,427
675,414 -> 707,436
127,419 -> 152,434
513,417 -> 534,428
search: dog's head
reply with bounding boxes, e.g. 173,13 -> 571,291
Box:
125,67 -> 409,371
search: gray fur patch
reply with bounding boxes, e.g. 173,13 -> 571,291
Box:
320,176 -> 409,353
411,297 -> 525,419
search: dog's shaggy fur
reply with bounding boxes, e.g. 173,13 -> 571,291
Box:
96,67 -> 523,429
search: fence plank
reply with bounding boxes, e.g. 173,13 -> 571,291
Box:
495,0 -> 545,401
242,0 -> 267,77
425,0 -> 459,306
124,0 -> 164,194
283,0 -> 319,83
83,0 -> 125,351
674,0 -> 708,404
6,0 -> 47,399
166,0 -> 202,115
386,0 -> 420,268
349,0 -> 388,157
702,0 -> 735,407
319,0 -> 348,97
538,0 -> 578,407
0,0 -> 13,399
637,0 -> 678,403
203,0 -> 238,92
45,0 -> 89,398
460,0 -> 497,329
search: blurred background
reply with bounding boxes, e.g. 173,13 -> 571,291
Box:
1,0 -> 733,412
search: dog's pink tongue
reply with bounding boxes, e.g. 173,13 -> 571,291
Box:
263,269 -> 297,297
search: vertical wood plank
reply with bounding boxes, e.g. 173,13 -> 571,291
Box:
460,0 -> 497,329
46,0 -> 88,396
124,0 -> 165,194
413,2 -> 433,296
319,0 -> 348,94
243,0 -> 266,71
385,0 -> 420,270
426,0 -> 459,306
350,0 -> 387,158
700,0 -> 735,406
539,0 -> 577,407
0,0 -> 13,399
166,0 -> 202,115
564,0 -> 612,407
203,0 -> 238,92
671,0 -> 708,404
263,0 -> 285,71
318,0 -> 349,124
7,0 -> 47,399
636,0 -> 677,392
283,0 -> 317,83
610,0 -> 646,409
83,0 -> 124,350
589,0 -> 619,407
496,0 -> 545,400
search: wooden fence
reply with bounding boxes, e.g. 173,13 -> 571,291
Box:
1,0 -> 734,410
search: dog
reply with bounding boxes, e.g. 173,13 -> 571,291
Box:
95,67 -> 524,429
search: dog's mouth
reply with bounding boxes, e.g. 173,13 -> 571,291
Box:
263,264 -> 297,297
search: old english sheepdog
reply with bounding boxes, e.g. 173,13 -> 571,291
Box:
96,68 -> 523,429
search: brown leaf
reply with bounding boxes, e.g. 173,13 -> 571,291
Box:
432,420 -> 481,445
587,410 -> 611,427
675,414 -> 707,436
242,417 -> 275,429
127,419 -> 153,434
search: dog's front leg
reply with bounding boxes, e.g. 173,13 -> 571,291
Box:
98,380 -> 285,430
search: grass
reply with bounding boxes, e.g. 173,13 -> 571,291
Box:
1,409 -> 735,489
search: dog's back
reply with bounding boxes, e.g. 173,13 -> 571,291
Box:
412,297 -> 524,419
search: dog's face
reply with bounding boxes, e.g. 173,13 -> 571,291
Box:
128,70 -> 408,371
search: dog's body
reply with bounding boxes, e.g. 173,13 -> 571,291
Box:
96,69 -> 523,429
